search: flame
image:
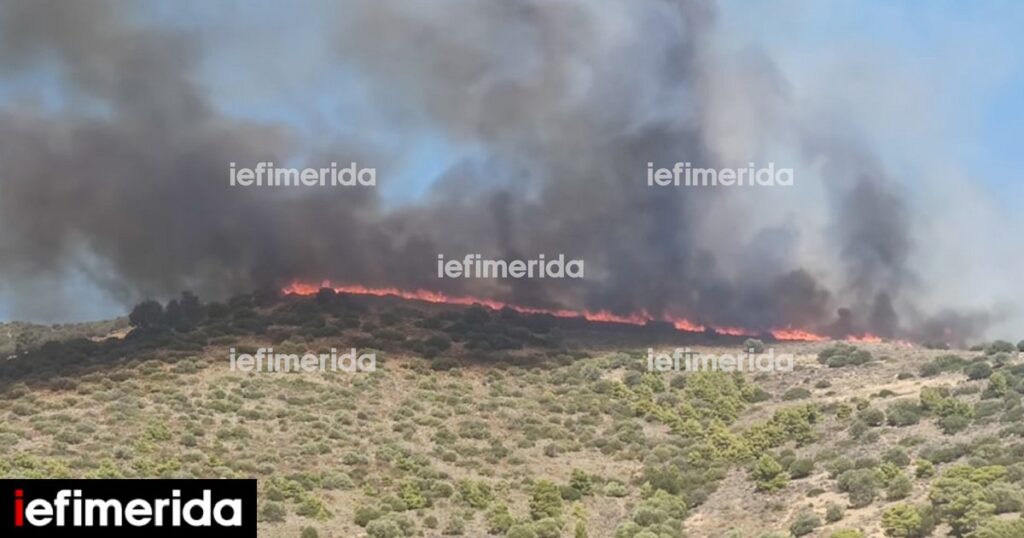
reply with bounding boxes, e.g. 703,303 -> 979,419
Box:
282,281 -> 649,323
768,328 -> 829,342
282,280 -> 903,344
673,319 -> 706,332
715,325 -> 757,337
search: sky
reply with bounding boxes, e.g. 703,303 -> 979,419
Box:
717,0 -> 1024,202
0,0 -> 1021,325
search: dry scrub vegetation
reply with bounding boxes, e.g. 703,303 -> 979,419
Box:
3,290 -> 1024,538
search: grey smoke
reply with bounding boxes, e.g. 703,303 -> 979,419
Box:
0,0 -> 1014,344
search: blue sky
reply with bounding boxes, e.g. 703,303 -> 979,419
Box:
1,1 -> 1021,323
717,0 -> 1024,204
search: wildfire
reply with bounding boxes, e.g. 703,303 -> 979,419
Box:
673,319 -> 706,332
846,334 -> 884,344
282,281 -> 901,344
768,328 -> 830,342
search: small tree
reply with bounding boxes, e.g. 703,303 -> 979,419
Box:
887,474 -> 913,500
485,504 -> 513,534
164,299 -> 185,329
570,469 -> 593,496
964,361 -> 993,381
744,338 -> 765,353
915,460 -> 935,479
837,469 -> 879,508
880,503 -> 933,538
529,480 -> 564,521
929,471 -> 994,537
180,291 -> 204,325
751,454 -> 789,492
129,299 -> 165,328
986,372 -> 1010,398
972,518 -> 1024,538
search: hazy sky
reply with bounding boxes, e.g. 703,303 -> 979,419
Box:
0,1 -> 1021,329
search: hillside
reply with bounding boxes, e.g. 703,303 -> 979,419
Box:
2,291 -> 1024,538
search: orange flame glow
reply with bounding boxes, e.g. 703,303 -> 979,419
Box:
282,281 -> 903,344
769,328 -> 829,342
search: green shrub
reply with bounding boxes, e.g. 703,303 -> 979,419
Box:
529,480 -> 564,520
972,518 -> 1024,538
884,448 -> 911,468
984,482 -> 1024,514
569,469 -> 593,496
366,516 -> 405,536
259,501 -> 287,523
880,503 -> 934,538
788,459 -> 815,479
442,515 -> 465,535
920,355 -> 965,377
533,518 -> 562,538
825,502 -> 844,523
751,454 -> 788,492
485,503 -> 513,534
886,401 -> 922,427
366,514 -> 414,538
929,466 -> 999,536
782,387 -> 812,401
789,510 -> 821,537
938,414 -> 972,435
886,474 -> 913,500
354,506 -> 385,527
506,524 -> 539,538
603,481 -> 628,497
295,495 -> 331,520
744,339 -> 766,353
984,372 -> 1010,398
457,479 -> 493,509
818,344 -> 872,368
857,407 -> 885,427
621,490 -> 687,536
986,340 -> 1017,355
837,469 -> 879,508
915,460 -> 935,478
965,361 -> 994,380
399,480 -> 427,509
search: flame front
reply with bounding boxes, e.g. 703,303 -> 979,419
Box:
282,281 -> 898,344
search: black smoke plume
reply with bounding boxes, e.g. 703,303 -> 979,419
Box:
0,0 -> 1012,343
